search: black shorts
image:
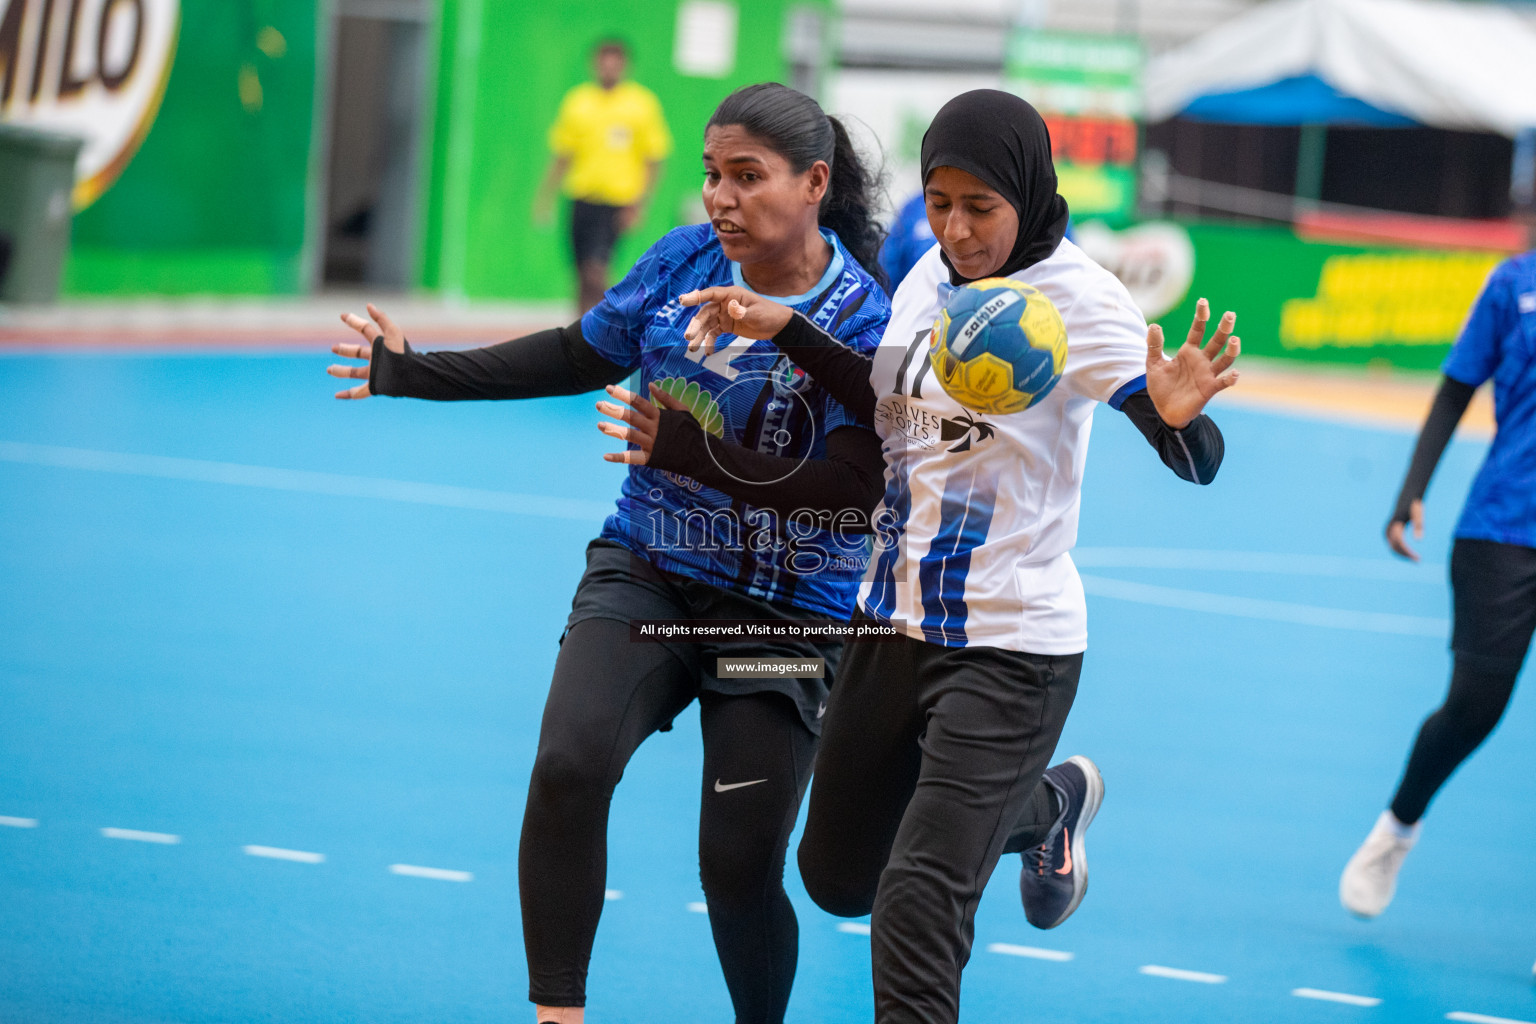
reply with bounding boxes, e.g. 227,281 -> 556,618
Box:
1450,537 -> 1536,671
563,539 -> 843,733
569,199 -> 623,266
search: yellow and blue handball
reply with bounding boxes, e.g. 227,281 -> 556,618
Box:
929,278 -> 1067,415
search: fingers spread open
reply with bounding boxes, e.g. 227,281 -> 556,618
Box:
340,312 -> 380,342
334,383 -> 371,399
649,382 -> 686,410
596,420 -> 641,444
1202,311 -> 1236,358
326,363 -> 369,380
367,303 -> 399,336
1211,336 -> 1240,375
1145,323 -> 1166,363
1183,298 -> 1210,349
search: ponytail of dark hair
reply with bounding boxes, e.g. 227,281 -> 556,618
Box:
707,83 -> 889,291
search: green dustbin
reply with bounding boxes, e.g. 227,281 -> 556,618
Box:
0,124 -> 85,304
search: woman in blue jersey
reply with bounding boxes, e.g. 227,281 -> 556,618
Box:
326,84 -> 891,1024
1339,249 -> 1536,923
675,90 -> 1240,1024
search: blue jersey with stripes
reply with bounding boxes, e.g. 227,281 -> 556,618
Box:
1442,250 -> 1536,550
859,240 -> 1148,654
581,224 -> 889,618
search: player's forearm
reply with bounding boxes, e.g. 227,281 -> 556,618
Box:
369,322 -> 630,401
1389,376 -> 1476,523
649,417 -> 886,528
1119,390 -> 1224,485
539,156 -> 569,196
771,313 -> 879,427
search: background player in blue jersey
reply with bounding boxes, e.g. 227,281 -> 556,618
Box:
676,90 -> 1239,1024
326,83 -> 890,1024
1340,250 -> 1536,921
878,192 -> 935,291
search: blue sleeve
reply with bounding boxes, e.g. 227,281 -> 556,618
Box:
578,246 -> 663,372
1442,265 -> 1511,388
1107,374 -> 1148,411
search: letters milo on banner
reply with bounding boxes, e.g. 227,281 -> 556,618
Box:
0,0 -> 180,208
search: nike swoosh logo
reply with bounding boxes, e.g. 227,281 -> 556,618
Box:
714,778 -> 768,793
1055,827 -> 1073,875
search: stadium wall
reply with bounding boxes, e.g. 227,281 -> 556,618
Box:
45,0 -> 824,300
62,0 -> 320,296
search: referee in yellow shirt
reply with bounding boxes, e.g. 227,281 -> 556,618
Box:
535,40 -> 673,314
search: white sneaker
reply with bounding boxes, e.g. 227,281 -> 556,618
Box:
1340,811 -> 1419,918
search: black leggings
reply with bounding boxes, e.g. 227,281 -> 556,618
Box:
798,626 -> 1081,1024
1389,538 -> 1534,824
519,617 -> 816,1022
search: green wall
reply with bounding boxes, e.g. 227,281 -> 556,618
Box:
1154,222 -> 1506,371
65,0 -> 320,296
60,0 -> 822,299
424,0 -> 829,301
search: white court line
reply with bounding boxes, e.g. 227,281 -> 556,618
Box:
987,943 -> 1073,962
1074,547 -> 1431,584
604,889 -> 623,900
243,845 -> 324,864
1447,1013 -> 1536,1024
837,922 -> 872,935
1139,965 -> 1228,984
687,902 -> 708,914
1293,988 -> 1382,1007
0,441 -> 612,523
0,816 -> 38,828
389,863 -> 473,882
101,827 -> 181,844
1080,575 -> 1448,637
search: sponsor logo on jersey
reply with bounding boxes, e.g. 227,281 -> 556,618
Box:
940,412 -> 995,453
874,396 -> 995,454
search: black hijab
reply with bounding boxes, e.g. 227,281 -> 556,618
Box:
920,89 -> 1070,285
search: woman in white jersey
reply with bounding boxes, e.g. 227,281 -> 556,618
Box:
677,90 -> 1239,1024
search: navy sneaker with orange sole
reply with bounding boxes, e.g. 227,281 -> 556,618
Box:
1020,755 -> 1104,929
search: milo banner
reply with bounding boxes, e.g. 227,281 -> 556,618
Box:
1078,220 -> 1505,369
1005,31 -> 1140,225
0,0 -> 180,208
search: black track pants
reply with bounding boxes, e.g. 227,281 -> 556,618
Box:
1390,538 -> 1534,823
798,624 -> 1081,1024
519,617 -> 816,1022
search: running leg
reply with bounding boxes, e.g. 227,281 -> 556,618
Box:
519,617 -> 696,1013
870,649 -> 1080,1024
697,692 -> 817,1024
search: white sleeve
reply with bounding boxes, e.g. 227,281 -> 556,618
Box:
1058,275 -> 1149,405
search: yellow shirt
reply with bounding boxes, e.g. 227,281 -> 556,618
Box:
548,81 -> 672,207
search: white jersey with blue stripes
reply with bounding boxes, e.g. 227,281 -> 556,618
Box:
860,238 -> 1149,654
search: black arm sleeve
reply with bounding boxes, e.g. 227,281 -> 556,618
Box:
1119,389 -> 1225,485
1389,376 -> 1476,524
368,319 -> 631,400
648,414 -> 886,529
770,312 -> 879,427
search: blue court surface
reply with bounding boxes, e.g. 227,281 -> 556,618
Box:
1,350 -> 1531,1024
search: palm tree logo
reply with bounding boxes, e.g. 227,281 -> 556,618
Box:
940,412 -> 995,453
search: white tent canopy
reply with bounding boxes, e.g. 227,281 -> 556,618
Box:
1144,0 -> 1536,137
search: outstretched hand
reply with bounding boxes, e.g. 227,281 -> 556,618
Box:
1144,298 -> 1240,429
1386,500 -> 1425,562
328,303 -> 406,400
596,382 -> 693,465
679,287 -> 795,354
